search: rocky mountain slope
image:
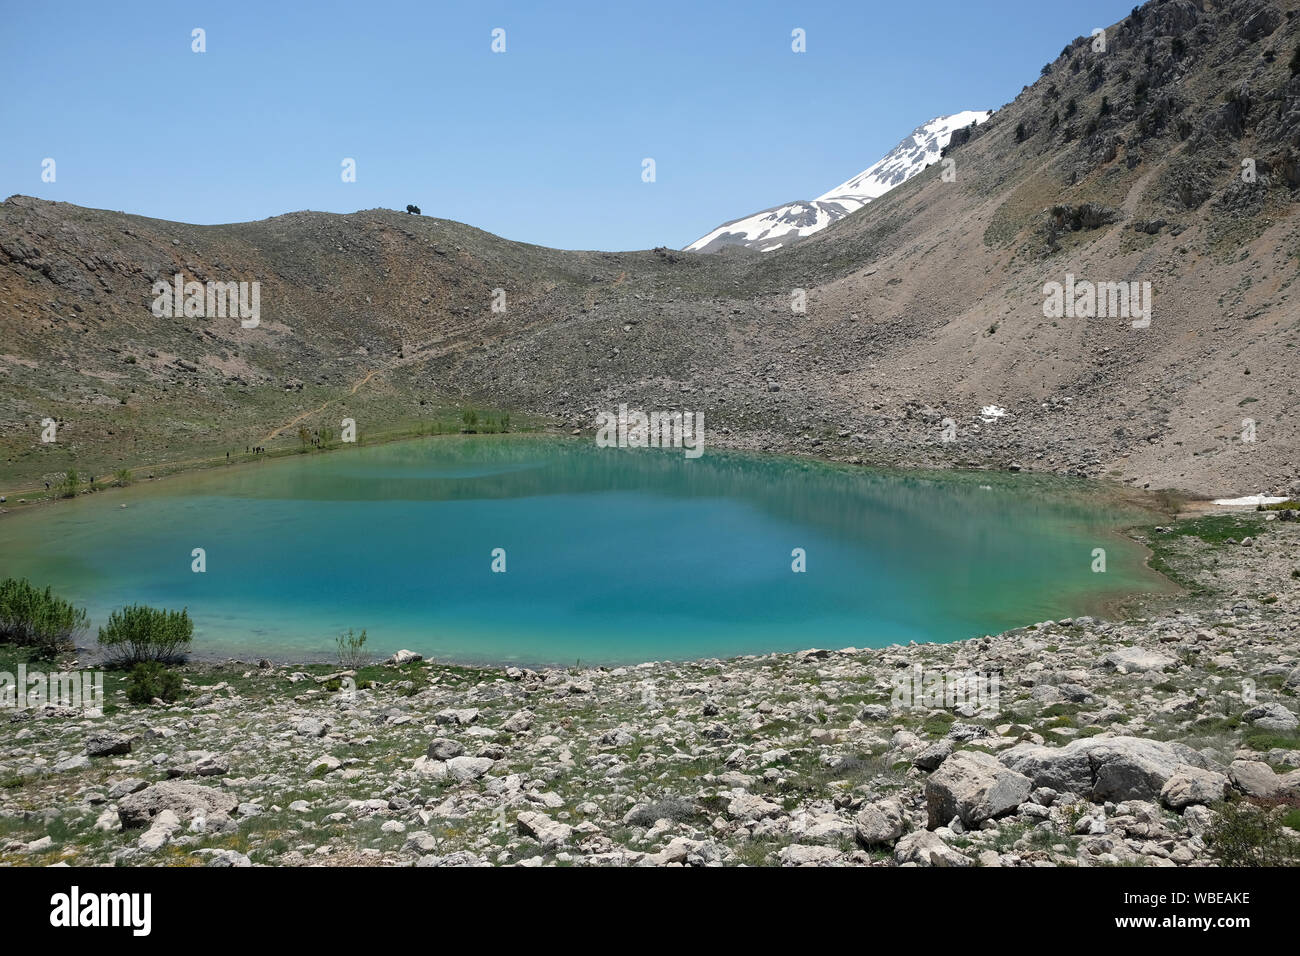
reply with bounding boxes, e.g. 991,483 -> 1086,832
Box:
1,0 -> 1298,499
685,111 -> 992,253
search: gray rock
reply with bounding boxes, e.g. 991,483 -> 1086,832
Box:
893,830 -> 973,867
913,739 -> 954,771
85,732 -> 131,757
295,717 -> 327,738
926,750 -> 1032,828
1000,735 -> 1207,802
308,754 -> 341,774
1183,804 -> 1217,839
107,778 -> 149,799
118,781 -> 239,829
199,848 -> 252,867
779,843 -> 842,866
137,809 -> 180,852
426,737 -> 464,761
789,810 -> 855,844
502,710 -> 535,733
1101,647 -> 1176,673
1228,759 -> 1280,797
192,754 -> 229,777
445,755 -> 493,781
726,792 -> 784,822
854,798 -> 907,846
1243,703 -> 1298,732
1160,765 -> 1228,810
404,831 -> 440,854
516,811 -> 572,849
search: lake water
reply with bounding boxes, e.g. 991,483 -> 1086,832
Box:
0,437 -> 1165,666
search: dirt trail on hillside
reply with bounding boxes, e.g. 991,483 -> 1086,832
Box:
263,369 -> 381,441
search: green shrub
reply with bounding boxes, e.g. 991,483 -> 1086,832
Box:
1204,800 -> 1300,866
113,468 -> 132,487
335,628 -> 369,668
0,578 -> 88,658
97,604 -> 193,664
57,470 -> 81,498
125,661 -> 183,705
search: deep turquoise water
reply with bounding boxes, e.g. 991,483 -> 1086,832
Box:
0,437 -> 1164,666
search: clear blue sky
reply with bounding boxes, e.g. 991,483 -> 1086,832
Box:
1,0 -> 1136,250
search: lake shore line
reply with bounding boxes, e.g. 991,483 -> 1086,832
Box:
2,431 -> 1177,668
2,504 -> 1297,867
0,419 -> 1213,521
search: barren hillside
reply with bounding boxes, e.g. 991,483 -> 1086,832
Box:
2,0 -> 1297,497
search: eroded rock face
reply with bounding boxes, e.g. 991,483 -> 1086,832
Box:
117,781 -> 238,829
926,750 -> 1032,828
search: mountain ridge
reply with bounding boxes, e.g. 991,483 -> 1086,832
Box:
684,111 -> 992,253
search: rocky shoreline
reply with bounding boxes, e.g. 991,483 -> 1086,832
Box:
2,506 -> 1298,867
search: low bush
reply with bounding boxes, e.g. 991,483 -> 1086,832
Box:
1204,799 -> 1300,866
97,604 -> 193,664
125,661 -> 183,704
57,470 -> 81,498
335,627 -> 369,668
0,577 -> 88,658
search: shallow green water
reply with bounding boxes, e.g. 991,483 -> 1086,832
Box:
0,437 -> 1164,665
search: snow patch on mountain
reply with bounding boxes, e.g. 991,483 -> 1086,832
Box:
685,111 -> 992,254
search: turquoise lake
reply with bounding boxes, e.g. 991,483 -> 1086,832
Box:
0,437 -> 1166,666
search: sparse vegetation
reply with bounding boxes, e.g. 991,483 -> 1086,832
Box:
57,469 -> 80,498
125,661 -> 184,705
0,578 -> 88,658
335,628 -> 369,668
1204,800 -> 1300,867
97,604 -> 194,664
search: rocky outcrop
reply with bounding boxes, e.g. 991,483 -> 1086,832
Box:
926,751 -> 1032,828
117,782 -> 239,829
999,736 -> 1211,803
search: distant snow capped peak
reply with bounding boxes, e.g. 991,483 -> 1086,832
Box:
684,110 -> 992,254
